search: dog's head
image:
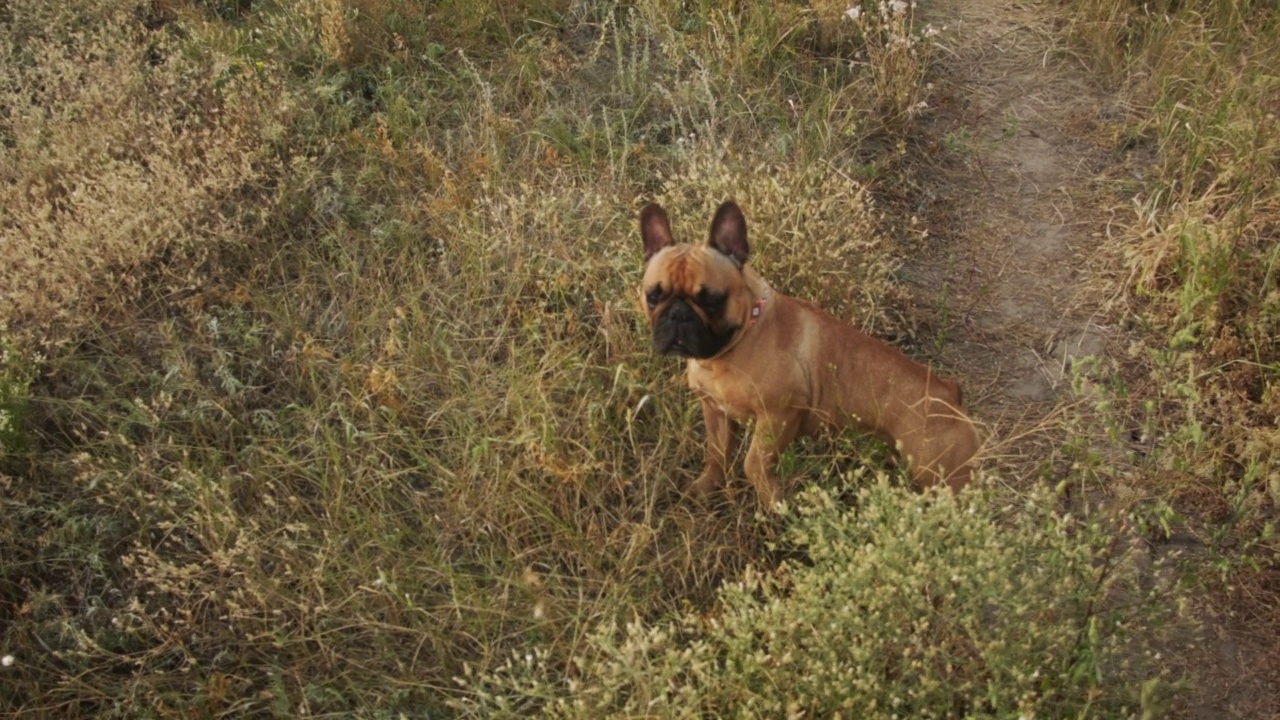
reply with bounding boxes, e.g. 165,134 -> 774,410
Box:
638,201 -> 755,359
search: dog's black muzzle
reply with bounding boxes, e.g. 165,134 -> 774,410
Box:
652,298 -> 737,359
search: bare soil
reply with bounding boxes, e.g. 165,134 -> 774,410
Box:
903,0 -> 1280,716
905,0 -> 1118,421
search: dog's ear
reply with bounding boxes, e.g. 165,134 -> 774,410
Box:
640,203 -> 674,262
708,200 -> 749,266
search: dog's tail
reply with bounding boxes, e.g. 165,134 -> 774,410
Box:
934,374 -> 963,407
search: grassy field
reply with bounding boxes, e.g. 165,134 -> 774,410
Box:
0,0 -> 1274,716
1067,0 -> 1279,619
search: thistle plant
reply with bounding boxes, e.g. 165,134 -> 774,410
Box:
845,0 -> 941,126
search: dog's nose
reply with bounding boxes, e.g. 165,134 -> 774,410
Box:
667,298 -> 696,322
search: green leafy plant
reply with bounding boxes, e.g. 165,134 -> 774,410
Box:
455,477 -> 1177,718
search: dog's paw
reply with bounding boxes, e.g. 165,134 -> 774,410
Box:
689,471 -> 723,498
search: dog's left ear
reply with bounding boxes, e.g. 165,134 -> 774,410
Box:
708,201 -> 749,266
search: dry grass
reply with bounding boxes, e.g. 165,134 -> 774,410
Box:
0,0 -> 283,331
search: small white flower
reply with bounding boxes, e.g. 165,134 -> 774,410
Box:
1,655 -> 14,667
845,5 -> 862,21
889,0 -> 908,14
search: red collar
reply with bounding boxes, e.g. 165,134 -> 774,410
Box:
746,297 -> 766,328
700,293 -> 769,362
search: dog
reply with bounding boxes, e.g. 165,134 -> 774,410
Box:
639,200 -> 979,508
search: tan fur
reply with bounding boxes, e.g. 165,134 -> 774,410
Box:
640,202 -> 980,509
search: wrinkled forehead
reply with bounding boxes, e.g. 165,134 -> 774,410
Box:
643,245 -> 741,293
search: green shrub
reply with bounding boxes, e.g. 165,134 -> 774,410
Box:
455,477 -> 1175,718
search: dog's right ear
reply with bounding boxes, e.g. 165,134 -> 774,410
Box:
640,203 -> 674,263
708,200 -> 749,267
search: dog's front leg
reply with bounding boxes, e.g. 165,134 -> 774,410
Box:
692,397 -> 738,498
743,413 -> 802,510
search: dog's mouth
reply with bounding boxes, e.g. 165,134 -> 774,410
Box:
654,327 -> 737,359
665,339 -> 693,357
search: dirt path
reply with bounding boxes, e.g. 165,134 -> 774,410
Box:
907,0 -> 1117,429
906,0 -> 1280,717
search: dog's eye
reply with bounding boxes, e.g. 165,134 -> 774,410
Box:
696,289 -> 725,311
645,287 -> 663,308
